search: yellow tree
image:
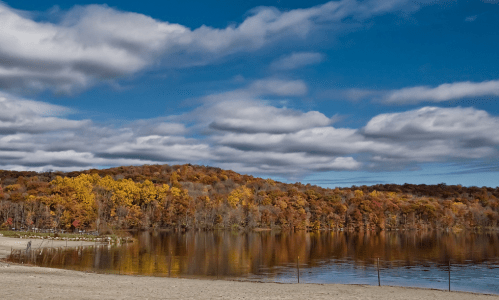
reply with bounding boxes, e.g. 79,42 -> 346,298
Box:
51,174 -> 98,230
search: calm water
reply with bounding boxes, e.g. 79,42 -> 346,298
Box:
9,231 -> 499,294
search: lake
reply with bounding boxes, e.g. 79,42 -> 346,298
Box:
8,230 -> 499,294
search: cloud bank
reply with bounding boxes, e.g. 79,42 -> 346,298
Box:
0,0 -> 423,93
1,84 -> 499,177
383,79 -> 499,104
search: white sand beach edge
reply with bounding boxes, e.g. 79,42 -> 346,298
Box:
1,236 -> 498,300
0,235 -> 96,259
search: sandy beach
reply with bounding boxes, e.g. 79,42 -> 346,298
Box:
0,236 -> 498,300
0,235 -> 96,259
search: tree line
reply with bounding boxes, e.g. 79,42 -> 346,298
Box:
0,164 -> 498,233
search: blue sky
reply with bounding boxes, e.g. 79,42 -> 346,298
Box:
1,0 -> 499,187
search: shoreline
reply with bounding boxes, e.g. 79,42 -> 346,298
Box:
0,263 -> 498,300
1,236 -> 498,299
0,235 -> 97,259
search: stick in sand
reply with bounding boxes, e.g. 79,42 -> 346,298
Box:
448,260 -> 451,292
377,258 -> 380,286
168,252 -> 172,277
297,256 -> 300,284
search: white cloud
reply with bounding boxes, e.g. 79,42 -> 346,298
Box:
205,99 -> 331,134
3,88 -> 499,177
270,52 -> 325,70
0,88 -> 357,176
130,120 -> 188,136
0,4 -> 189,93
0,92 -> 73,118
200,78 -> 308,103
210,104 -> 499,168
383,79 -> 499,104
213,147 -> 361,175
0,92 -> 89,134
0,0 -> 425,93
185,80 -> 329,134
213,127 -> 370,155
363,106 -> 499,160
364,106 -> 499,142
0,92 -> 212,170
98,135 -> 213,163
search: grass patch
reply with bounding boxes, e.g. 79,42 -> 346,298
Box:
0,230 -> 20,237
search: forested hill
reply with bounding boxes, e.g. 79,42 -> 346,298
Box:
0,164 -> 498,233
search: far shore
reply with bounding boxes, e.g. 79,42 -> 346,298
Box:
0,235 -> 498,300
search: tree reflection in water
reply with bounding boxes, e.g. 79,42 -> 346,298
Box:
9,231 -> 499,293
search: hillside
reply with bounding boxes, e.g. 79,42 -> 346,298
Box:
0,164 -> 498,233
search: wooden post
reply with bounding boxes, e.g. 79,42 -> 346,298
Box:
120,253 -> 122,275
216,250 -> 219,279
448,260 -> 451,292
168,252 -> 172,277
377,258 -> 380,286
297,256 -> 300,284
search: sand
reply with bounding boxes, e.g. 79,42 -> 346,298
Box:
0,235 -> 96,259
0,236 -> 498,300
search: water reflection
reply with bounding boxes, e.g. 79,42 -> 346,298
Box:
9,231 -> 499,294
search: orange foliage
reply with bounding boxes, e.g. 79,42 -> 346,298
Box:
1,166 -> 499,232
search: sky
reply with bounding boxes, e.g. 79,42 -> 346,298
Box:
1,0 -> 499,188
